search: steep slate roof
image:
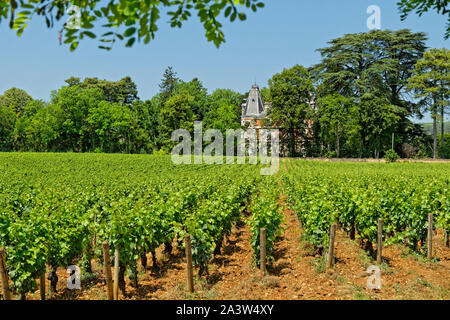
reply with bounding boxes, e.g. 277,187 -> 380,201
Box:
242,85 -> 266,119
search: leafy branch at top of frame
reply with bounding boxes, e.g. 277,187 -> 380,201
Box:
397,0 -> 449,39
0,0 -> 265,51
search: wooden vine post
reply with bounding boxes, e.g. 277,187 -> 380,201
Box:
260,228 -> 267,276
102,242 -> 114,300
0,247 -> 11,300
40,271 -> 46,300
185,234 -> 194,293
376,218 -> 383,265
113,246 -> 120,300
327,223 -> 337,269
446,230 -> 450,248
427,213 -> 433,260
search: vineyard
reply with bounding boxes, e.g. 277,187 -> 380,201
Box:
0,153 -> 449,300
283,161 -> 450,254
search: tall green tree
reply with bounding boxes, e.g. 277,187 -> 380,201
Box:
159,66 -> 180,105
127,99 -> 160,154
206,88 -> 243,126
174,78 -> 208,120
87,101 -> 132,153
260,87 -> 271,103
12,100 -> 44,151
358,94 -> 402,158
0,87 -> 33,116
0,0 -> 264,50
50,86 -> 105,152
408,48 -> 450,158
204,89 -> 242,132
0,88 -> 40,151
316,93 -> 357,158
268,65 -> 314,157
25,104 -> 61,152
0,105 -> 15,151
313,29 -> 427,157
159,90 -> 195,151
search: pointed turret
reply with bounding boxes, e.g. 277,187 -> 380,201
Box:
241,85 -> 266,119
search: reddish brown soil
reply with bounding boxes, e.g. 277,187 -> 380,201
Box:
302,158 -> 450,164
16,158 -> 450,300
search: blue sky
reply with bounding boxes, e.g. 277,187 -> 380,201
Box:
0,0 -> 448,122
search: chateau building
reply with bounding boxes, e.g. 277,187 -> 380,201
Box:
241,84 -> 315,156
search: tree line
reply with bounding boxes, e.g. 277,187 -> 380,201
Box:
0,68 -> 244,154
0,29 -> 448,158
